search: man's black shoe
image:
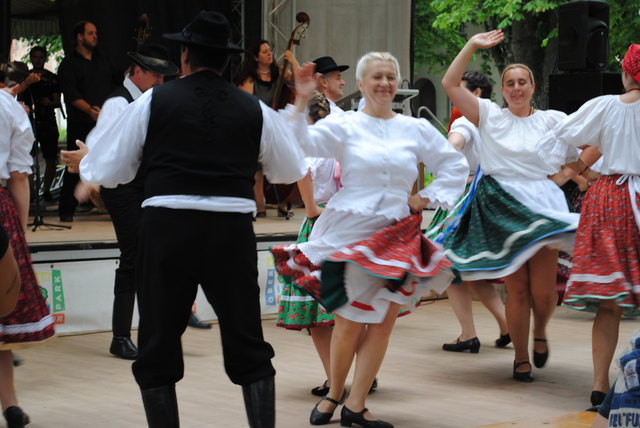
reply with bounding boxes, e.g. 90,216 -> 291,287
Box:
110,336 -> 138,360
59,216 -> 74,222
188,313 -> 212,329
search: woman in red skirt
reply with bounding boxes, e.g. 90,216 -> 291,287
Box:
0,87 -> 55,427
541,43 -> 640,406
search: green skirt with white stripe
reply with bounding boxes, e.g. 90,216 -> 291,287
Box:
443,175 -> 575,280
276,213 -> 334,329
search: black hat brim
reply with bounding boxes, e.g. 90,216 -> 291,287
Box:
317,64 -> 349,74
163,31 -> 244,53
127,52 -> 179,76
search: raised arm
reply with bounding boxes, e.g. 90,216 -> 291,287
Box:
441,30 -> 504,127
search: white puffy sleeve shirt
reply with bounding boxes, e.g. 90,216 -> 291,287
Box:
477,98 -> 574,179
291,109 -> 469,220
541,95 -> 640,175
0,90 -> 33,180
449,116 -> 481,173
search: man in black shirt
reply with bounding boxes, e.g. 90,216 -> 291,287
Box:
57,20 -> 120,222
19,46 -> 61,201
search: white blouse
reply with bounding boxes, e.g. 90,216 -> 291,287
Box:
291,109 -> 469,220
542,95 -> 640,175
477,98 -> 573,179
0,90 -> 33,180
449,116 -> 481,173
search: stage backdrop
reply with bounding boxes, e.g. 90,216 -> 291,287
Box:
33,246 -> 287,335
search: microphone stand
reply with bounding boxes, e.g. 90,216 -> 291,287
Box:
26,91 -> 71,231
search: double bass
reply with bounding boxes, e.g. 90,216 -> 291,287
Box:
264,12 -> 310,218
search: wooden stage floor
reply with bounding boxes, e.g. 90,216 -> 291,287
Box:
12,300 -> 638,427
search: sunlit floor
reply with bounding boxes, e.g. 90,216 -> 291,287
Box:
11,299 -> 637,427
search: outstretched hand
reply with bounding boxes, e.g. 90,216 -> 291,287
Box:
60,140 -> 89,174
294,62 -> 320,105
469,30 -> 505,50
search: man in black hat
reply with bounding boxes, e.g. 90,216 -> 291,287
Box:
312,56 -> 349,113
77,11 -> 307,428
64,42 -> 178,360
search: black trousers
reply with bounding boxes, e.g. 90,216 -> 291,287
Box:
132,207 -> 276,390
100,182 -> 144,337
58,123 -> 93,218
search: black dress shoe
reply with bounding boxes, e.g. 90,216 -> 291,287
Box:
442,337 -> 480,353
188,313 -> 212,329
495,333 -> 511,348
59,216 -> 73,223
311,380 -> 330,397
110,336 -> 138,360
591,390 -> 607,406
533,338 -> 549,368
310,395 -> 341,425
513,361 -> 534,382
3,406 -> 30,428
340,405 -> 393,428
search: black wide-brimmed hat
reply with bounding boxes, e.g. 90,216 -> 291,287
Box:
163,10 -> 244,53
127,43 -> 179,76
313,56 -> 349,74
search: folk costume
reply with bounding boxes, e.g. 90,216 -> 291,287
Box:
79,11 -> 307,428
0,89 -> 55,349
277,88 -> 342,330
543,94 -> 640,316
271,108 -> 468,323
443,98 -> 579,280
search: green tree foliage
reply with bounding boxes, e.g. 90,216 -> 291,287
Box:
19,35 -> 64,67
415,0 -> 640,82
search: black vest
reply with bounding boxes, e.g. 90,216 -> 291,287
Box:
142,70 -> 262,200
107,85 -> 135,104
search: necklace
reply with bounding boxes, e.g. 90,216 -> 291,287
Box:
627,88 -> 640,93
257,69 -> 270,75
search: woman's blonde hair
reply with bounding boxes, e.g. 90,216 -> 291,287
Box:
355,52 -> 401,83
501,63 -> 535,86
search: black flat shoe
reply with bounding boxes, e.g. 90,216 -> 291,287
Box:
310,395 -> 341,425
369,377 -> 378,394
533,338 -> 549,368
513,361 -> 534,383
3,406 -> 30,428
442,337 -> 480,353
110,336 -> 138,360
495,333 -> 511,348
311,380 -> 330,397
591,390 -> 607,406
188,313 -> 212,329
340,405 -> 393,428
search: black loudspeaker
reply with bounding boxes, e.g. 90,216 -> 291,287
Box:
558,1 -> 610,71
548,71 -> 623,114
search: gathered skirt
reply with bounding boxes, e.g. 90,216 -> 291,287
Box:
443,175 -> 578,281
277,214 -> 334,329
0,188 -> 55,349
563,175 -> 640,317
270,212 -> 452,324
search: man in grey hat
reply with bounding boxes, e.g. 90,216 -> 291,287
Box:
77,11 -> 306,428
62,42 -> 178,361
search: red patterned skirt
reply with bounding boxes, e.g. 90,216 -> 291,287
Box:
0,188 -> 55,349
562,175 -> 640,317
270,214 -> 453,323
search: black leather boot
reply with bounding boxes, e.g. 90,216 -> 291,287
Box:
140,384 -> 180,428
242,376 -> 275,428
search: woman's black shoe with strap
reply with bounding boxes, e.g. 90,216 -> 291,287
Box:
495,333 -> 511,348
533,338 -> 549,368
442,337 -> 480,353
340,406 -> 393,428
311,380 -> 330,397
310,395 -> 341,425
513,360 -> 534,382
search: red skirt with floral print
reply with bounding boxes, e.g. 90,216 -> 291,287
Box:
562,175 -> 640,317
0,188 -> 55,348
